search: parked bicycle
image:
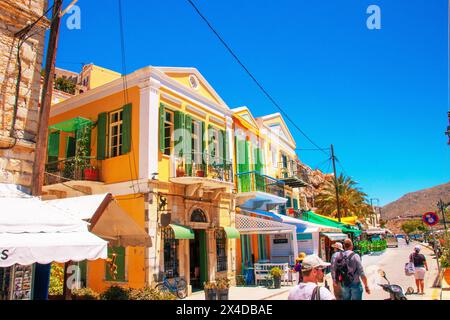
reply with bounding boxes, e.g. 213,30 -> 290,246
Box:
155,274 -> 187,299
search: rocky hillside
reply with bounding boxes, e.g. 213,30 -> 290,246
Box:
382,181 -> 450,220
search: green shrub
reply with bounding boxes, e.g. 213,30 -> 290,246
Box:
100,286 -> 130,300
270,267 -> 283,279
72,287 -> 99,300
129,287 -> 176,300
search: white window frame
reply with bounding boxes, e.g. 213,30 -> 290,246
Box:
108,109 -> 124,158
164,109 -> 174,156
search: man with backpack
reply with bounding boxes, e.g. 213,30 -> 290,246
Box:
332,239 -> 371,300
288,255 -> 336,300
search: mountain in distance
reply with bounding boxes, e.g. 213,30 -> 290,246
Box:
382,181 -> 450,220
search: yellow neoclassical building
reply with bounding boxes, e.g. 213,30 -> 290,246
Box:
43,66 -> 239,295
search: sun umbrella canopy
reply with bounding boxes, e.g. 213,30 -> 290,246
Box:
45,193 -> 151,247
0,191 -> 107,268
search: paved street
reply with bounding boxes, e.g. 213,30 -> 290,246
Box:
267,238 -> 444,300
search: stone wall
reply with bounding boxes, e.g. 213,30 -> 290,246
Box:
0,0 -> 48,189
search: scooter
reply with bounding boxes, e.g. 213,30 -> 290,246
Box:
377,269 -> 408,300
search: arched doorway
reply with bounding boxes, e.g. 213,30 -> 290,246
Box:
189,209 -> 208,290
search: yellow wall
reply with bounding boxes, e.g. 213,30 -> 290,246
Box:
49,86 -> 140,184
89,65 -> 121,89
87,196 -> 146,293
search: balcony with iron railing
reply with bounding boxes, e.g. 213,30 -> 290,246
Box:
44,156 -> 101,186
169,152 -> 233,188
278,160 -> 308,188
236,171 -> 285,198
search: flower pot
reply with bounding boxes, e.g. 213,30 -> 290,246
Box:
84,168 -> 99,181
204,288 -> 217,300
176,168 -> 185,177
444,268 -> 450,286
273,277 -> 281,289
196,170 -> 205,177
217,288 -> 229,300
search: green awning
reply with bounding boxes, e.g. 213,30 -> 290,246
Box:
49,117 -> 92,133
223,227 -> 240,239
301,211 -> 362,236
169,224 -> 195,240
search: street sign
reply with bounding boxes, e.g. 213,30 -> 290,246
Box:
422,211 -> 439,226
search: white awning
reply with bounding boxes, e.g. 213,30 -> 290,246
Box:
0,232 -> 107,267
322,233 -> 348,241
0,193 -> 107,268
45,193 -> 151,247
235,213 -> 296,235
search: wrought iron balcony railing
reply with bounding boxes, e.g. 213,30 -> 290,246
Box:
171,153 -> 233,183
236,171 -> 285,198
44,156 -> 100,185
278,160 -> 308,188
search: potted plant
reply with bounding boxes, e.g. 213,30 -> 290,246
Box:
216,277 -> 230,300
203,281 -> 217,300
196,169 -> 205,177
176,160 -> 185,177
84,166 -> 99,181
71,287 -> 99,300
129,287 -> 177,300
270,267 -> 283,289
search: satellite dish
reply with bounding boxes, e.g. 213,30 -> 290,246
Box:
160,212 -> 171,227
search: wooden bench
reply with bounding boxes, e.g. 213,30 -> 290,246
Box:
254,263 -> 292,286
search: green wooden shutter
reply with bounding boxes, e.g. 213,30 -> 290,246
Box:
220,129 -> 226,164
201,121 -> 206,174
97,112 -> 107,160
174,111 -> 185,158
185,114 -> 192,176
159,103 -> 165,153
293,198 -> 299,210
122,103 -> 132,154
105,247 -> 126,282
286,197 -> 292,208
47,131 -> 60,158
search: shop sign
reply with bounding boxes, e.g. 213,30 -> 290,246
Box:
1,249 -> 9,261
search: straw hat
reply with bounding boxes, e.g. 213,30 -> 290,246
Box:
296,252 -> 306,261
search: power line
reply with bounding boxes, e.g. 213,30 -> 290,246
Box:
117,0 -> 141,195
186,0 -> 329,156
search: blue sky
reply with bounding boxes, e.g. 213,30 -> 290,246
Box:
50,0 -> 449,206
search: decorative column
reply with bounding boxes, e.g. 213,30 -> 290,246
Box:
138,77 -> 160,180
206,228 -> 216,281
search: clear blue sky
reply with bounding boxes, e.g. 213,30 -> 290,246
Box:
50,0 -> 449,206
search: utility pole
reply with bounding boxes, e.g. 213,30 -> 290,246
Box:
330,144 -> 342,222
437,199 -> 448,231
31,0 -> 63,196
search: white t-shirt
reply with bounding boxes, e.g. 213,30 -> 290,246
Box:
288,282 -> 336,300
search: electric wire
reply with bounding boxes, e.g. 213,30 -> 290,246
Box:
186,0 -> 329,156
117,0 -> 141,195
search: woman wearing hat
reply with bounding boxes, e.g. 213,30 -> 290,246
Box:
410,245 -> 428,295
294,252 -> 306,284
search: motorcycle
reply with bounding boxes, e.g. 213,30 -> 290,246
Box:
377,269 -> 409,300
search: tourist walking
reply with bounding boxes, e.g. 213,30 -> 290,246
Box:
410,245 -> 428,295
288,255 -> 336,300
332,239 -> 371,300
330,242 -> 344,300
294,252 -> 306,284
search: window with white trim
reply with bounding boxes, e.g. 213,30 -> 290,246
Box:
109,109 -> 123,158
164,110 -> 174,156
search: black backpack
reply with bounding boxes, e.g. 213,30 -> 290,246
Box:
334,252 -> 356,286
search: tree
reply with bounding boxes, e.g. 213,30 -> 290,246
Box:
54,77 -> 76,95
315,173 -> 369,218
401,220 -> 426,234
